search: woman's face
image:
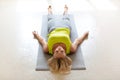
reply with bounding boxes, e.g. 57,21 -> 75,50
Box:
53,46 -> 66,59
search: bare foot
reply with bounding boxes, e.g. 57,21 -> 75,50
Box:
48,5 -> 52,14
63,5 -> 68,15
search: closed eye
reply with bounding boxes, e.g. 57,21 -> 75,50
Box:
61,50 -> 64,53
56,50 -> 58,53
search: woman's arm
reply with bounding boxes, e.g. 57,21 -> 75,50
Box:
70,31 -> 89,53
32,31 -> 48,53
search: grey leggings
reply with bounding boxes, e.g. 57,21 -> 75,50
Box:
47,14 -> 71,33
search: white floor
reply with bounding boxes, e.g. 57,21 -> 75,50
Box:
0,0 -> 120,80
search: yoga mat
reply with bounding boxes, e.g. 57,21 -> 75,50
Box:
36,14 -> 86,71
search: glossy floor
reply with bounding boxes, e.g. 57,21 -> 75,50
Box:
0,0 -> 120,80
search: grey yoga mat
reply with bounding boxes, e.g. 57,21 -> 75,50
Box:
36,14 -> 86,71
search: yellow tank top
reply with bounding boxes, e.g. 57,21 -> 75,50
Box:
48,28 -> 71,54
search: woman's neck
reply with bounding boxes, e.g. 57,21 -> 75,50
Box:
52,43 -> 66,53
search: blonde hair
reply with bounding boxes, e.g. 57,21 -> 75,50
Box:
48,56 -> 72,74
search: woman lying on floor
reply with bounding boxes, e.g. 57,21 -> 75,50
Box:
33,5 -> 89,74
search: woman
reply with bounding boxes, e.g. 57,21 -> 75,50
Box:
33,5 -> 89,74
